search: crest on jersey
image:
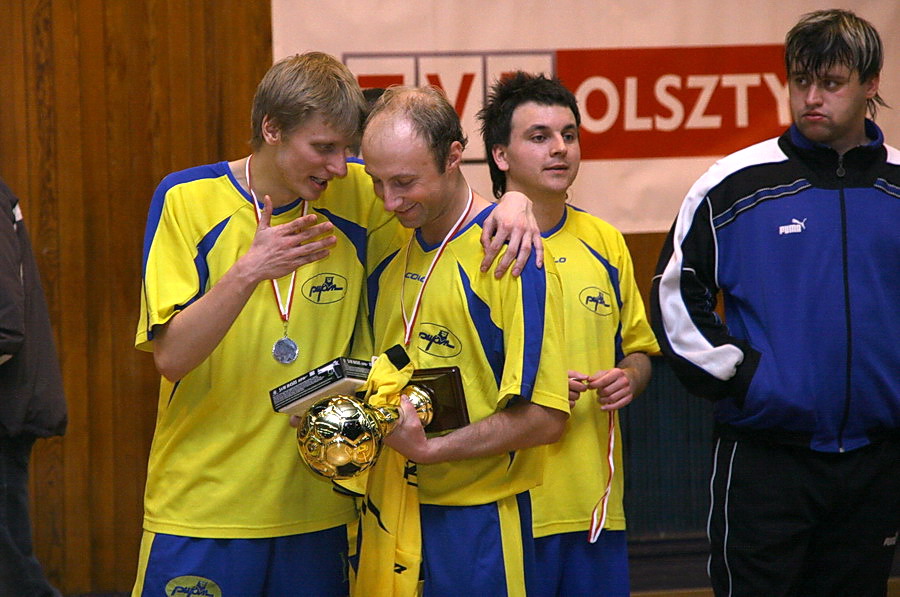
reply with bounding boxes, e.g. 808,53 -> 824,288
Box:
579,287 -> 613,316
415,323 -> 462,357
302,273 -> 348,304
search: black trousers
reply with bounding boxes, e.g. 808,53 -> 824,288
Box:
0,435 -> 60,597
707,435 -> 900,597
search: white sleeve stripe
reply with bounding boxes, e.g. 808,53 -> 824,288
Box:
656,139 -> 786,381
885,144 -> 900,164
658,212 -> 744,381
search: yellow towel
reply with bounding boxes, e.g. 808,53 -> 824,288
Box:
348,345 -> 423,597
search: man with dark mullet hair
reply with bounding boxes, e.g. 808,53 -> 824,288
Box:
653,9 -> 900,596
479,71 -> 657,597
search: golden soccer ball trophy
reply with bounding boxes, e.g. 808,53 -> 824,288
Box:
297,385 -> 434,480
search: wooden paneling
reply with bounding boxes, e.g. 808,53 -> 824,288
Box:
0,1 -> 272,591
624,231 -> 668,317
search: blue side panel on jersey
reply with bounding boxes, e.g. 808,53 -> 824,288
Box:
459,264 -> 504,389
142,162 -> 228,275
173,217 -> 230,312
369,249 -> 400,324
516,255 -> 546,400
316,207 -> 367,267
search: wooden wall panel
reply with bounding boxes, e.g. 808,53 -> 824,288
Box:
0,1 -> 272,592
625,231 -> 668,317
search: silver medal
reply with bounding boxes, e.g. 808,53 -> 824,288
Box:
247,155 -> 303,366
273,336 -> 299,364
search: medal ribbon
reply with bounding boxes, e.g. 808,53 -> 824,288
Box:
588,410 -> 616,543
245,154 -> 305,331
400,187 -> 474,346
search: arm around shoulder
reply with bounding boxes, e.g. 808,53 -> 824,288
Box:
480,191 -> 544,277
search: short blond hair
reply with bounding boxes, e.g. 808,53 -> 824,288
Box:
250,52 -> 367,148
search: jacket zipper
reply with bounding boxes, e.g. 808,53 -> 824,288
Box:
836,154 -> 851,452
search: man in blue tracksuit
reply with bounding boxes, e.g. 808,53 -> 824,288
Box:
652,9 -> 899,596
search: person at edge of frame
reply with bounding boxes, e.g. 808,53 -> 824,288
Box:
651,9 -> 900,597
0,176 -> 67,597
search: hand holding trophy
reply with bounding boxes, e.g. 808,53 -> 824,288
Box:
270,345 -> 467,480
296,384 -> 434,480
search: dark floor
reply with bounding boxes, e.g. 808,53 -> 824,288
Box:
630,536 -> 710,592
628,536 -> 900,592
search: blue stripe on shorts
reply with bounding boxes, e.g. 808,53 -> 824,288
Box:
420,492 -> 536,597
138,526 -> 348,597
533,529 -> 630,597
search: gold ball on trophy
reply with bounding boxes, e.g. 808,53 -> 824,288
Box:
297,385 -> 433,480
402,384 -> 434,427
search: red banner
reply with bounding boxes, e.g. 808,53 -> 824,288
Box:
557,45 -> 787,159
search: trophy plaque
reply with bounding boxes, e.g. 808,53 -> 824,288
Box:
409,366 -> 468,432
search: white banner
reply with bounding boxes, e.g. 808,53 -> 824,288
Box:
272,0 -> 900,233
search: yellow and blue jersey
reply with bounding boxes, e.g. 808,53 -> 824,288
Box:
368,203 -> 570,507
136,160 -> 397,538
531,205 -> 659,537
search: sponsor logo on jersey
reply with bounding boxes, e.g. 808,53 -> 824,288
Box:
302,273 -> 348,304
778,217 -> 806,235
579,286 -> 613,315
165,576 -> 222,597
416,323 -> 462,357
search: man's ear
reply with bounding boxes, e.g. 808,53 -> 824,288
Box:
445,140 -> 464,172
492,144 -> 511,172
262,115 -> 282,144
864,74 -> 880,100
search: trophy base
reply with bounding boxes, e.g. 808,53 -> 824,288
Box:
270,357 -> 371,416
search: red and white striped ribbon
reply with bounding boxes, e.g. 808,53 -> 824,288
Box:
588,410 -> 616,543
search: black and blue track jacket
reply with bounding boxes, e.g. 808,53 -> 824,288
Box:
652,120 -> 900,452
